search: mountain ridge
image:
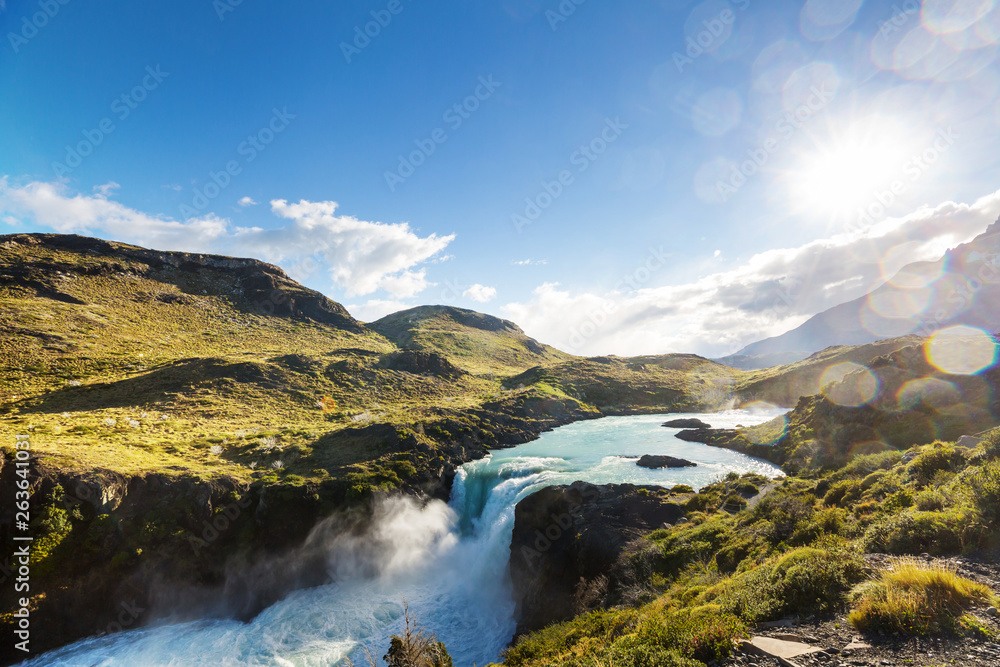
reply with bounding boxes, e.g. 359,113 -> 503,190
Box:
726,216 -> 1000,369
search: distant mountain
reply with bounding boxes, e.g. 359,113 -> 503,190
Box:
371,305 -> 571,375
727,217 -> 1000,369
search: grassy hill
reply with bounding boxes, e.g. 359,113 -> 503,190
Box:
0,235 -> 546,486
505,354 -> 742,413
735,335 -> 926,407
371,304 -> 572,376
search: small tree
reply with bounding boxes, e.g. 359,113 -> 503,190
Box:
347,601 -> 453,667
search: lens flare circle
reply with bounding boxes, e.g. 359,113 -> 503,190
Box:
821,362 -> 880,407
896,377 -> 963,410
925,325 -> 999,374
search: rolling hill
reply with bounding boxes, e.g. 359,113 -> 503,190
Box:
371,304 -> 572,376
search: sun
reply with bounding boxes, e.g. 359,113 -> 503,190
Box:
786,116 -> 916,221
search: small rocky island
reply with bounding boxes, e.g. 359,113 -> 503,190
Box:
661,418 -> 711,429
635,454 -> 696,469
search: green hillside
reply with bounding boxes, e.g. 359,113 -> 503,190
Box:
371,304 -> 572,376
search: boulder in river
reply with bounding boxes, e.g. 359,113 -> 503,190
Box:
636,454 -> 696,469
662,418 -> 711,429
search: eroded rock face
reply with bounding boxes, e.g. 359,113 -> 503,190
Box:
635,454 -> 696,469
508,481 -> 685,636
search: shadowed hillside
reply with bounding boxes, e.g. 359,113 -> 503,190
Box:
371,305 -> 572,376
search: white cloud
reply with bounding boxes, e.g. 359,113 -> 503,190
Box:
246,199 -> 454,297
376,269 -> 432,299
238,196 -> 258,207
93,182 -> 120,198
513,259 -> 547,266
463,284 -> 497,303
0,178 -> 454,300
503,190 -> 1000,357
0,178 -> 230,250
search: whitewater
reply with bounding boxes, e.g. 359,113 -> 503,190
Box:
19,410 -> 785,667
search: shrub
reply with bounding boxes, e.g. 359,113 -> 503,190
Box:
862,509 -> 975,555
824,480 -> 862,507
637,609 -> 747,663
670,484 -> 694,494
848,559 -> 996,635
842,450 -> 903,478
652,519 -> 733,575
607,637 -> 700,667
907,444 -> 967,486
684,492 -> 718,512
970,459 -> 1000,524
722,493 -> 747,511
704,546 -> 865,623
914,489 -> 946,512
501,609 -> 637,666
790,508 -> 854,545
744,493 -> 816,545
979,429 -> 1000,460
351,603 -> 453,667
715,539 -> 752,573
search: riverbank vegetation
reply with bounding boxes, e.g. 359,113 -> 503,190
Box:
495,432 -> 1000,666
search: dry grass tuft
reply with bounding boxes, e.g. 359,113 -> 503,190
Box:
848,558 -> 996,635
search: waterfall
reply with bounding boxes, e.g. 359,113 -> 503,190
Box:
18,411 -> 784,667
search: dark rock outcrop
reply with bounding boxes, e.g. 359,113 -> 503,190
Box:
508,481 -> 685,636
379,350 -> 467,381
635,454 -> 696,469
662,418 -> 711,429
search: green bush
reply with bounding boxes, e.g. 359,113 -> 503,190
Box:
685,493 -> 717,512
914,489 -> 946,512
978,429 -> 1000,460
704,547 -> 865,623
907,444 -> 967,486
636,609 -> 747,663
652,519 -> 733,575
790,508 -> 854,545
607,637 -> 700,667
842,450 -> 903,478
743,493 -> 816,545
862,509 -> 975,555
824,480 -> 863,507
970,460 -> 1000,524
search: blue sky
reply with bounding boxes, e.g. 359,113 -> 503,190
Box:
2,0 -> 999,356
